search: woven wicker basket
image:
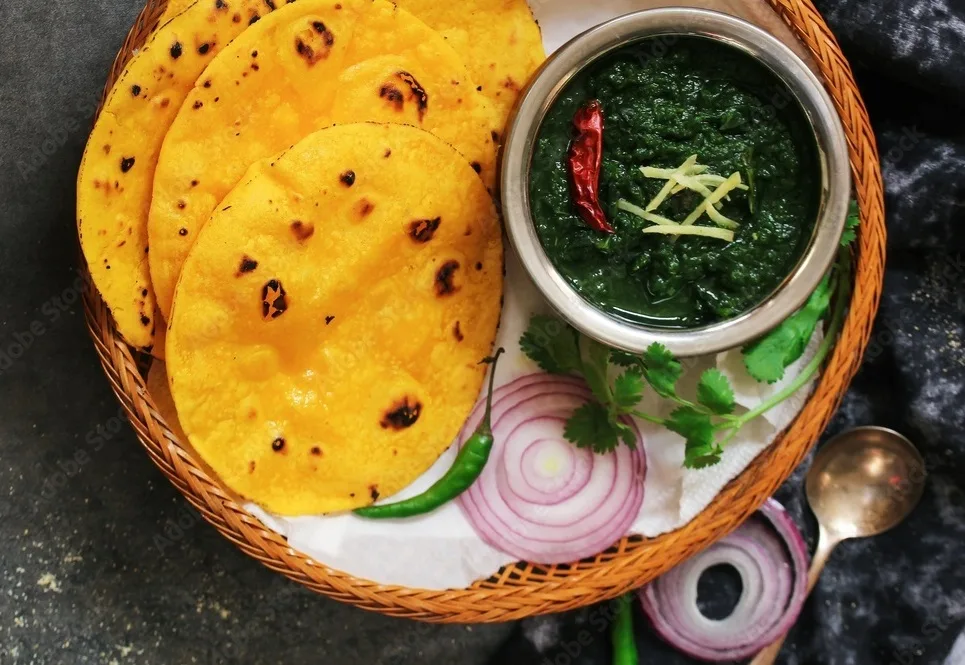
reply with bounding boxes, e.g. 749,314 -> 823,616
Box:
82,0 -> 885,622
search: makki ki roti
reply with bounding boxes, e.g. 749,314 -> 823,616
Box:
148,0 -> 501,320
392,0 -> 545,124
158,0 -> 196,26
77,0 -> 291,351
165,123 -> 504,515
146,360 -> 188,445
147,360 -> 246,502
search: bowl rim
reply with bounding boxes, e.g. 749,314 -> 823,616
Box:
500,7 -> 851,356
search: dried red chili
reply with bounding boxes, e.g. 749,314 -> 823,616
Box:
567,99 -> 614,234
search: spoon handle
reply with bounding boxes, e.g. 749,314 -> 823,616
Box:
748,528 -> 838,665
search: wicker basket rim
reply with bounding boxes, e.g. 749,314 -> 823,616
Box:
80,0 -> 886,623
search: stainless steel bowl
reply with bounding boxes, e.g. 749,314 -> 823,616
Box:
501,8 -> 850,356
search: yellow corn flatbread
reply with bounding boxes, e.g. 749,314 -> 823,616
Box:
157,0 -> 195,26
148,360 -> 247,502
77,0 -> 290,350
148,0 -> 500,321
392,0 -> 545,125
166,123 -> 503,515
146,360 -> 187,443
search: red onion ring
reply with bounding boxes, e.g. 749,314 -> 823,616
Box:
638,498 -> 809,662
456,374 -> 647,564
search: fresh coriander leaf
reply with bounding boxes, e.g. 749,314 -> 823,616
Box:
610,350 -> 643,368
685,444 -> 724,469
666,407 -> 721,468
615,420 -> 638,448
613,369 -> 646,411
666,406 -> 714,445
642,343 -> 682,398
579,335 -> 613,406
696,368 -> 736,415
840,199 -> 860,247
742,273 -> 833,383
519,315 -> 582,374
564,402 -> 621,453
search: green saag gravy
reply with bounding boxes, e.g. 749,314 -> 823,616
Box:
529,37 -> 820,328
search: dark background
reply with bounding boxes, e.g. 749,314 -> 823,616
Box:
1,0 -> 963,663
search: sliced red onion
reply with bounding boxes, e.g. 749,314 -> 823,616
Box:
638,498 -> 809,662
456,374 -> 646,564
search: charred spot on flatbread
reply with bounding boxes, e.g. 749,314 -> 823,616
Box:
261,279 -> 288,319
435,260 -> 460,296
396,71 -> 428,121
237,255 -> 258,275
294,21 -> 335,65
170,41 -> 183,59
368,485 -> 380,501
120,157 -> 136,173
339,170 -> 356,186
380,397 -> 422,430
379,84 -> 404,111
271,437 -> 286,452
453,321 -> 464,341
355,198 -> 375,218
290,220 -> 315,241
408,217 -> 440,243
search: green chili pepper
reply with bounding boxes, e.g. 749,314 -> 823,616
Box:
611,594 -> 639,665
353,348 -> 504,519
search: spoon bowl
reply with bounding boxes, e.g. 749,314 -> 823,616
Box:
807,426 -> 926,540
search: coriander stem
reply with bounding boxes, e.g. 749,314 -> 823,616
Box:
732,252 -> 851,428
718,426 -> 740,447
674,396 -> 703,412
712,414 -> 741,429
629,410 -> 666,426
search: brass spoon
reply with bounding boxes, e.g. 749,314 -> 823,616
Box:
750,426 -> 926,665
